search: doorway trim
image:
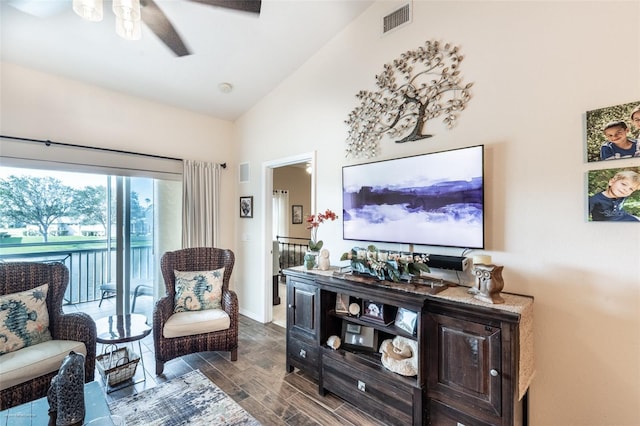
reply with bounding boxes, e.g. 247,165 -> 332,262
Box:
262,151 -> 316,323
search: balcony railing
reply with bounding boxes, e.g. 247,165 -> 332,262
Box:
0,241 -> 154,305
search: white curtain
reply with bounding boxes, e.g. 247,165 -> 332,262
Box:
182,160 -> 221,248
272,189 -> 289,240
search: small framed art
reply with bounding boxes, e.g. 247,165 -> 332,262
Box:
342,321 -> 377,352
335,293 -> 349,314
362,300 -> 396,325
394,308 -> 418,335
239,196 -> 253,218
292,205 -> 303,224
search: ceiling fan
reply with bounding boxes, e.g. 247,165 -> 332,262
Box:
140,0 -> 261,57
8,0 -> 261,57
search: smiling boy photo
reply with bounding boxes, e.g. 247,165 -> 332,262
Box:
586,101 -> 640,162
588,168 -> 640,222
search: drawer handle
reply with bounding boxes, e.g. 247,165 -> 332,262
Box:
299,349 -> 306,359
490,369 -> 500,377
357,380 -> 366,392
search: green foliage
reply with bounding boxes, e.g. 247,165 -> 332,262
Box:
0,176 -> 75,242
340,245 -> 430,282
586,101 -> 639,162
1,175 -> 152,241
73,185 -> 108,227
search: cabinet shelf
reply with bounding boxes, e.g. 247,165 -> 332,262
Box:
331,311 -> 417,340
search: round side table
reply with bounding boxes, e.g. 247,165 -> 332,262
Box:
95,314 -> 151,392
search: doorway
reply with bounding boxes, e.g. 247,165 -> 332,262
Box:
263,152 -> 315,327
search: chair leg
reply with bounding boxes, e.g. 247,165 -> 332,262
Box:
230,349 -> 238,362
155,360 -> 164,375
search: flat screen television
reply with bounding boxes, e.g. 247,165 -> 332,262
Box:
342,145 -> 484,249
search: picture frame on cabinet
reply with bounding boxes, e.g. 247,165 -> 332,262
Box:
395,308 -> 418,335
335,293 -> 349,314
342,322 -> 377,352
362,300 -> 396,325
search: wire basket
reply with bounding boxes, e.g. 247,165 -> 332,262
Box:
96,345 -> 140,386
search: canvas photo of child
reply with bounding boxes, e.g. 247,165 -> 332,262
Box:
585,101 -> 640,162
588,167 -> 640,222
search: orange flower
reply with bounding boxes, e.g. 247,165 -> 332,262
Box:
306,209 -> 338,251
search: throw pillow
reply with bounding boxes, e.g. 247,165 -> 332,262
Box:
0,283 -> 52,355
174,268 -> 225,313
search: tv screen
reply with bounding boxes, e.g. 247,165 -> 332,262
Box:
342,145 -> 484,249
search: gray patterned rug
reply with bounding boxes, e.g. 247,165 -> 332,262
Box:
108,370 -> 260,425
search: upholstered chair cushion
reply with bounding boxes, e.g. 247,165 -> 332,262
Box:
163,309 -> 230,339
173,268 -> 224,313
0,284 -> 52,355
0,340 -> 86,391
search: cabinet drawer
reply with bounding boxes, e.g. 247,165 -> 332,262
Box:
323,351 -> 415,425
287,336 -> 319,378
428,399 -> 494,426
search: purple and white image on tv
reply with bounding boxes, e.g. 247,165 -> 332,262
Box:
342,145 -> 484,249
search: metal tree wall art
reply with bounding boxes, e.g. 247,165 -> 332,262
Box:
345,41 -> 473,158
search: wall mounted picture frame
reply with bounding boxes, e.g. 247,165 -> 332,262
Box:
239,196 -> 253,218
587,167 -> 640,222
585,101 -> 640,162
292,205 -> 303,224
394,308 -> 418,335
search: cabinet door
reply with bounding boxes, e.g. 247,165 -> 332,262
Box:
287,278 -> 317,338
427,312 -> 502,418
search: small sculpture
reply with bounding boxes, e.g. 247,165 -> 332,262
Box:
326,335 -> 341,350
48,351 -> 85,426
469,264 -> 505,304
380,336 -> 418,376
318,249 -> 330,271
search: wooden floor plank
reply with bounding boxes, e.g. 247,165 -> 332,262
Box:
85,309 -> 390,425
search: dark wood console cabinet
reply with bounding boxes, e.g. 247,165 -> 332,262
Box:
284,267 -> 533,426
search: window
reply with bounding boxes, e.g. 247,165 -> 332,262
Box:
0,138 -> 182,317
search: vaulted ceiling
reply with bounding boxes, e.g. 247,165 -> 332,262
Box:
1,0 -> 373,120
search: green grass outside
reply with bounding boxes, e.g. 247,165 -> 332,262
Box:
0,235 -> 152,255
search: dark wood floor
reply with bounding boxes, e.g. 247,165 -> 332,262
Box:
67,299 -> 385,425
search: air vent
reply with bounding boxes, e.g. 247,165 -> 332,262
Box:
383,3 -> 411,34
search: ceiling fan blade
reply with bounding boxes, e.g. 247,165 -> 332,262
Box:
189,0 -> 261,15
140,0 -> 192,57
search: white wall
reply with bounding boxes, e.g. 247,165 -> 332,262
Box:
235,1 -> 640,424
0,62 -> 237,253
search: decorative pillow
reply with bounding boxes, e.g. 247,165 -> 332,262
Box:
0,283 -> 52,355
174,268 -> 225,313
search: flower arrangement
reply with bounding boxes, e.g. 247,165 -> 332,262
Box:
306,209 -> 339,251
340,245 -> 430,282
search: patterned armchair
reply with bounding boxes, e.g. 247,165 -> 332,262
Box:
0,262 -> 96,409
153,247 -> 238,375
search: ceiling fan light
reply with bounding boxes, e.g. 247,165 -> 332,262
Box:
112,0 -> 141,21
72,0 -> 103,22
115,16 -> 141,41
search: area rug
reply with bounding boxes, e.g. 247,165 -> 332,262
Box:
108,370 -> 260,425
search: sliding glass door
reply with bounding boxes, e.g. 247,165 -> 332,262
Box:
0,166 -> 182,318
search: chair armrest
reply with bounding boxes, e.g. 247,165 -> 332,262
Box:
222,289 -> 238,326
153,296 -> 174,332
52,312 -> 97,382
53,312 -> 97,346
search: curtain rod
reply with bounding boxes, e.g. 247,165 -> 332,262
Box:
0,134 -> 227,169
